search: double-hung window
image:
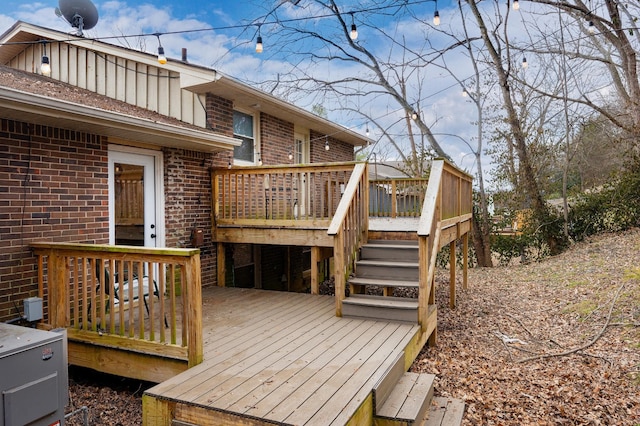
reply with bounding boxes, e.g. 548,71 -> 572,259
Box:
233,110 -> 256,164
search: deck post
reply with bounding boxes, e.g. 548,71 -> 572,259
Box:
49,249 -> 68,328
449,240 -> 456,309
216,242 -> 225,287
334,231 -> 345,317
311,246 -> 320,295
185,254 -> 203,367
462,232 -> 469,290
418,236 -> 429,332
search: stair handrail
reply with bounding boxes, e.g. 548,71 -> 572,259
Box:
328,162 -> 369,316
416,159 -> 474,334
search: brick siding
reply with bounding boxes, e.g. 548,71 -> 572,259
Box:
0,119 -> 109,321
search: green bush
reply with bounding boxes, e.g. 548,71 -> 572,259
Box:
568,156 -> 640,241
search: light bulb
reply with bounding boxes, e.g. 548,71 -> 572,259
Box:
522,57 -> 528,68
258,156 -> 263,166
366,127 -> 370,137
256,36 -> 263,53
350,24 -> 358,40
433,10 -> 440,26
157,46 -> 167,65
288,151 -> 293,161
513,0 -> 520,10
325,139 -> 330,151
588,20 -> 595,33
462,89 -> 468,97
411,111 -> 418,120
41,55 -> 51,76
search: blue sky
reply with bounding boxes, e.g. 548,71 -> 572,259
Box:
0,0 -> 485,176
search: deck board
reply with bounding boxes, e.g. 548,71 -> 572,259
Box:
145,286 -> 421,426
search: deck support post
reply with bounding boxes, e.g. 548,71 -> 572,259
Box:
462,232 -> 469,290
311,246 -> 320,294
216,242 -> 226,287
449,240 -> 456,309
417,236 -> 429,332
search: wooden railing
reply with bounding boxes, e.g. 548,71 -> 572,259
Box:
328,163 -> 369,316
31,243 -> 203,380
212,162 -> 357,228
417,160 -> 473,335
369,178 -> 429,218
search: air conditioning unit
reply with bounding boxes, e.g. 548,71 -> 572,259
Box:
0,323 -> 68,426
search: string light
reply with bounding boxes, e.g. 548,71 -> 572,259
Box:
258,154 -> 263,166
588,20 -> 595,33
365,124 -> 370,137
522,56 -> 528,68
40,41 -> 51,76
513,0 -> 520,11
462,89 -> 468,97
288,151 -> 293,161
325,136 -> 330,151
155,34 -> 167,65
433,10 -> 440,26
256,25 -> 263,53
349,13 -> 358,40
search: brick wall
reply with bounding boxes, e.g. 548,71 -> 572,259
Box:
0,119 -> 109,321
164,148 -> 216,287
259,113 -> 294,165
206,94 -> 234,136
310,130 -> 354,163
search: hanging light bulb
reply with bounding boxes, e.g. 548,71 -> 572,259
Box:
258,155 -> 263,166
513,0 -> 520,10
155,34 -> 167,65
366,125 -> 370,137
462,89 -> 468,97
40,41 -> 51,76
411,110 -> 418,120
288,151 -> 293,161
256,25 -> 264,53
350,13 -> 358,40
325,137 -> 330,151
433,10 -> 440,26
588,20 -> 595,33
522,56 -> 528,68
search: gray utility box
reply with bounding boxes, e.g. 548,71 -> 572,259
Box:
0,323 -> 68,426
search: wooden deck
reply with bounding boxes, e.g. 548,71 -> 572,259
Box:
143,286 -> 423,425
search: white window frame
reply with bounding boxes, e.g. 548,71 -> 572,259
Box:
232,109 -> 260,166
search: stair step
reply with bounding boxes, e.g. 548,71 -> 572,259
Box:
368,239 -> 419,246
373,352 -> 406,414
349,277 -> 419,289
361,244 -> 419,262
375,372 -> 435,425
356,260 -> 419,281
423,397 -> 466,426
342,295 -> 418,323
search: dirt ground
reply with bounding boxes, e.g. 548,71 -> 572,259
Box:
65,229 -> 640,425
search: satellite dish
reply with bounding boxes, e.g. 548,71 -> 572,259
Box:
57,0 -> 99,36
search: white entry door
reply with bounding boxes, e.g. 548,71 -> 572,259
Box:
108,148 -> 162,248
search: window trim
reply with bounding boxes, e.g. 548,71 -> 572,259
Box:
232,109 -> 260,166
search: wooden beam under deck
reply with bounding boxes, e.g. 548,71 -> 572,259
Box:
215,225 -> 334,247
144,287 -> 424,426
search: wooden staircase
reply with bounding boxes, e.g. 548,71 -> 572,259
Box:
343,240 -> 421,323
372,352 -> 465,426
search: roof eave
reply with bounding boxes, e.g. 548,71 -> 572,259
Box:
0,87 -> 240,152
